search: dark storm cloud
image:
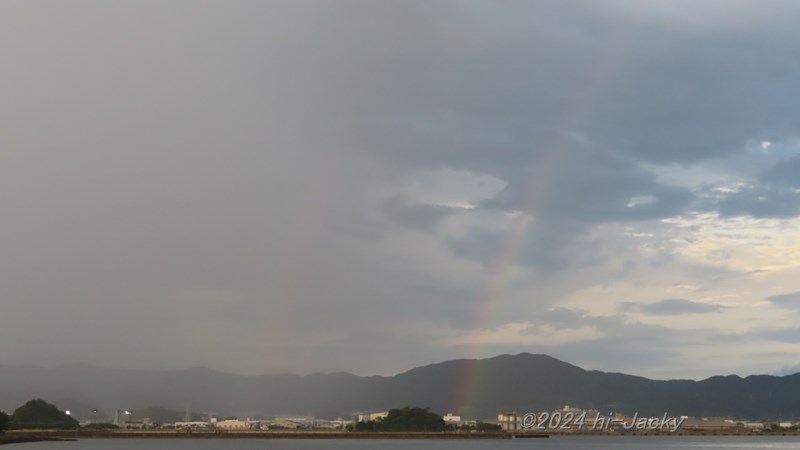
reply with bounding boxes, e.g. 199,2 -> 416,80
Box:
715,186 -> 800,218
380,196 -> 457,231
445,228 -> 505,265
335,0 -> 800,225
330,0 -> 799,278
619,298 -> 725,315
482,149 -> 693,222
765,155 -> 800,188
337,1 -> 800,171
711,154 -> 800,218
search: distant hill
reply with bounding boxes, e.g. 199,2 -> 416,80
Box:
2,354 -> 800,420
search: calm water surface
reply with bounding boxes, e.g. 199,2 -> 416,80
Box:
17,437 -> 800,450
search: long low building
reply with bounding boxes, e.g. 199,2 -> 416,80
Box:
174,421 -> 212,429
216,419 -> 251,430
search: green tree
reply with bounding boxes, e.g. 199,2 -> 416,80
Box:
0,411 -> 9,433
355,407 -> 446,432
474,420 -> 502,431
10,399 -> 79,430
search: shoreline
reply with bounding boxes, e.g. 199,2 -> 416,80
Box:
6,430 -> 516,440
0,435 -> 76,446
5,429 -> 800,441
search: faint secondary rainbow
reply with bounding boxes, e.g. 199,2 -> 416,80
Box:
451,27 -> 634,416
272,151 -> 346,346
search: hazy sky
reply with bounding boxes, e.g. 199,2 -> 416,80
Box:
3,0 -> 800,380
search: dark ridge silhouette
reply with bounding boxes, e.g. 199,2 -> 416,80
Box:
1,353 -> 799,420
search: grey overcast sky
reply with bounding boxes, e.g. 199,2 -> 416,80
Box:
3,0 -> 800,380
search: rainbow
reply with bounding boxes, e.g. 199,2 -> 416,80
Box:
451,25 -> 633,417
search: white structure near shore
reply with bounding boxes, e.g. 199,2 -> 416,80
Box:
443,413 -> 461,425
357,411 -> 389,422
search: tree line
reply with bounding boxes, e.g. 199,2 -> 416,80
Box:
1,401 -> 502,434
347,406 -> 501,432
0,399 -> 79,432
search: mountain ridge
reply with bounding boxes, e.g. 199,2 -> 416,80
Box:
2,353 -> 799,420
